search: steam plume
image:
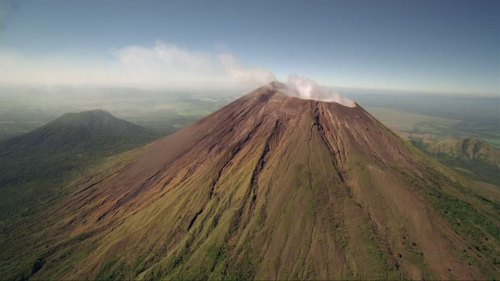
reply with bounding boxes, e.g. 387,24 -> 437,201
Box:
283,75 -> 356,107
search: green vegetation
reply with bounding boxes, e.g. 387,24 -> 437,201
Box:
0,88 -> 498,280
365,104 -> 500,185
398,163 -> 500,277
0,149 -> 138,281
411,138 -> 500,186
0,110 -> 158,223
0,110 -> 157,280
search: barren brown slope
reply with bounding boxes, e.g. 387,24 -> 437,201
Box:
4,82 -> 499,280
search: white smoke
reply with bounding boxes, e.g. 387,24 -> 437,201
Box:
283,75 -> 356,107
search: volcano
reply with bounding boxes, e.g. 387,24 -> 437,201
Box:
3,82 -> 498,280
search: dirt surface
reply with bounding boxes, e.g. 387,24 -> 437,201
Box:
6,82 -> 498,280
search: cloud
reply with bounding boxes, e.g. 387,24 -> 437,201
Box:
0,41 -> 276,90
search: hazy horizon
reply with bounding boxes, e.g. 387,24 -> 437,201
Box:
1,0 -> 499,95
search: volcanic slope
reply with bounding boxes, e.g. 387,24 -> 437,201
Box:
0,109 -> 157,187
0,110 -> 157,234
0,109 -> 157,192
3,82 -> 499,280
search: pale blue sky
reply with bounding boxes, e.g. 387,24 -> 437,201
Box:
1,0 -> 498,95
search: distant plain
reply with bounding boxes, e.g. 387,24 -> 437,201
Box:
1,87 -> 498,147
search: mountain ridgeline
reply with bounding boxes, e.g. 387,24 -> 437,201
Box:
412,138 -> 500,186
0,110 -> 157,187
1,110 -> 155,153
0,110 -> 157,222
1,83 -> 498,280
